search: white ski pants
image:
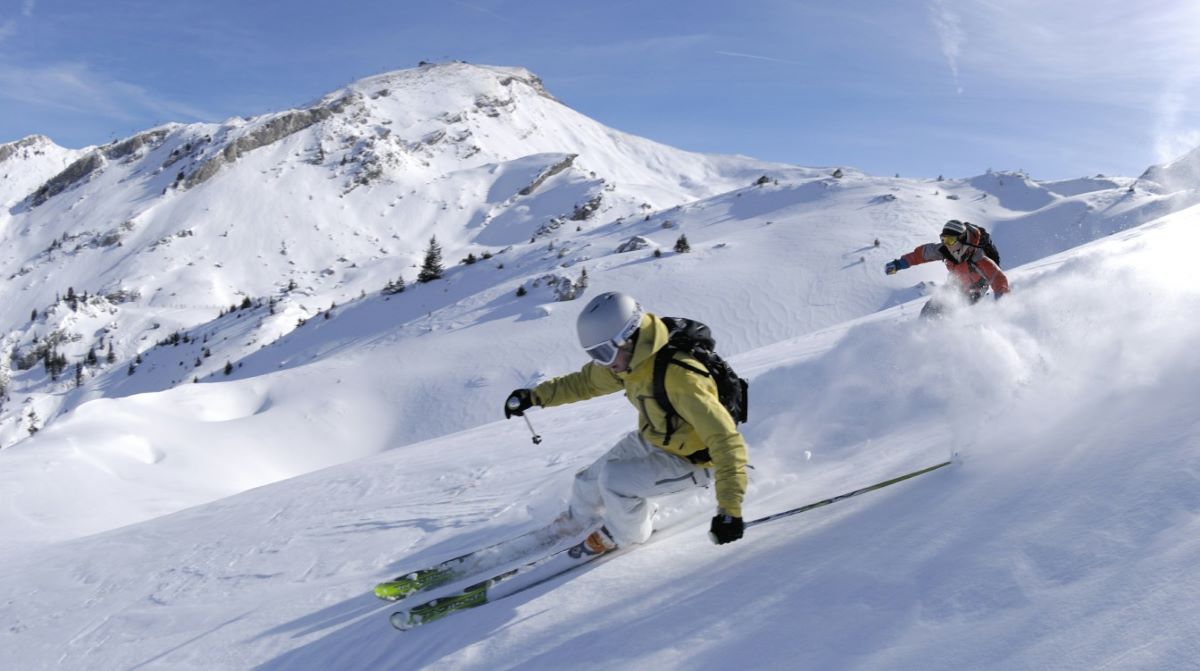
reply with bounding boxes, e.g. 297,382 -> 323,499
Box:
569,431 -> 711,546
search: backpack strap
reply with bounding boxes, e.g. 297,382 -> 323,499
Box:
652,346 -> 709,447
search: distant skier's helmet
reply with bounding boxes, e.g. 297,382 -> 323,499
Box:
941,219 -> 967,245
577,292 -> 643,365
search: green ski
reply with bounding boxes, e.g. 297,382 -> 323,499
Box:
374,515 -> 584,601
389,536 -> 612,631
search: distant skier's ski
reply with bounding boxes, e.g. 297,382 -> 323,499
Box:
373,516 -> 584,601
389,536 -> 618,631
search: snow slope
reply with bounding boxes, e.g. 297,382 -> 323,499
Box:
3,153 -> 1191,550
3,198 -> 1199,671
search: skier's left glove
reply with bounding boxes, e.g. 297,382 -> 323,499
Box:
504,389 -> 536,418
885,258 -> 909,275
709,512 -> 744,545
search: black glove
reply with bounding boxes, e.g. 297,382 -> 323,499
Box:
504,389 -> 535,418
709,513 -> 744,545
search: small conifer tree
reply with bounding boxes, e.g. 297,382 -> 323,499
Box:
382,276 -> 406,295
674,234 -> 691,254
418,236 -> 445,283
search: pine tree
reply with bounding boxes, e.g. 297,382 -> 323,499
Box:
75,362 -> 84,388
382,275 -> 407,295
107,342 -> 116,364
26,408 -> 39,436
417,236 -> 445,283
223,361 -> 234,376
85,347 -> 98,367
674,234 -> 691,253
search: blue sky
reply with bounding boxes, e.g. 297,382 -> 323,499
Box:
2,0 -> 1199,180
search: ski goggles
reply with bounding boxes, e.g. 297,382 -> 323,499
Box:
584,340 -> 624,366
583,312 -> 642,366
941,233 -> 960,245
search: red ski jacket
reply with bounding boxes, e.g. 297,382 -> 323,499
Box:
900,243 -> 1010,298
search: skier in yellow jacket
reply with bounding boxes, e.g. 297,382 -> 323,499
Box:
505,291 -> 749,555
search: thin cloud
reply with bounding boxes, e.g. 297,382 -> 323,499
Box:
453,1 -> 519,26
935,1 -> 1200,90
22,0 -> 35,18
715,51 -> 807,67
939,0 -> 1200,167
0,62 -> 213,124
928,0 -> 965,94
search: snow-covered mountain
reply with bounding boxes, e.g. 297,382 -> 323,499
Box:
3,62 -> 1200,670
0,63 -> 809,445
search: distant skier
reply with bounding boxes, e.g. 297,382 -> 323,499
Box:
504,291 -> 749,555
885,219 -> 1009,317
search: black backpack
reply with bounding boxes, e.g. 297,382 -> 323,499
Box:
939,222 -> 1001,267
651,317 -> 749,447
964,222 -> 1001,266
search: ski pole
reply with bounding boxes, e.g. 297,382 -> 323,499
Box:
745,459 -> 952,531
507,397 -> 542,444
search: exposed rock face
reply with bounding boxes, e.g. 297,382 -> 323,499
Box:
498,72 -> 556,101
616,236 -> 654,253
519,155 -> 577,196
183,104 -> 343,189
104,129 -> 170,161
0,135 -> 51,163
29,130 -> 171,206
531,272 -> 586,301
31,152 -> 104,206
569,194 -> 602,221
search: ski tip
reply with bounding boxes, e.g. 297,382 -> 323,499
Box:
389,611 -> 415,631
374,583 -> 412,601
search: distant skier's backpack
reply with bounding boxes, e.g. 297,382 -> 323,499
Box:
651,317 -> 749,447
963,222 -> 1001,266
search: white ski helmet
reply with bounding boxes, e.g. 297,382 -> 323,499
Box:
941,219 -> 967,239
577,291 -> 644,365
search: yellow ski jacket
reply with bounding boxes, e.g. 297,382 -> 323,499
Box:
532,313 -> 749,517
